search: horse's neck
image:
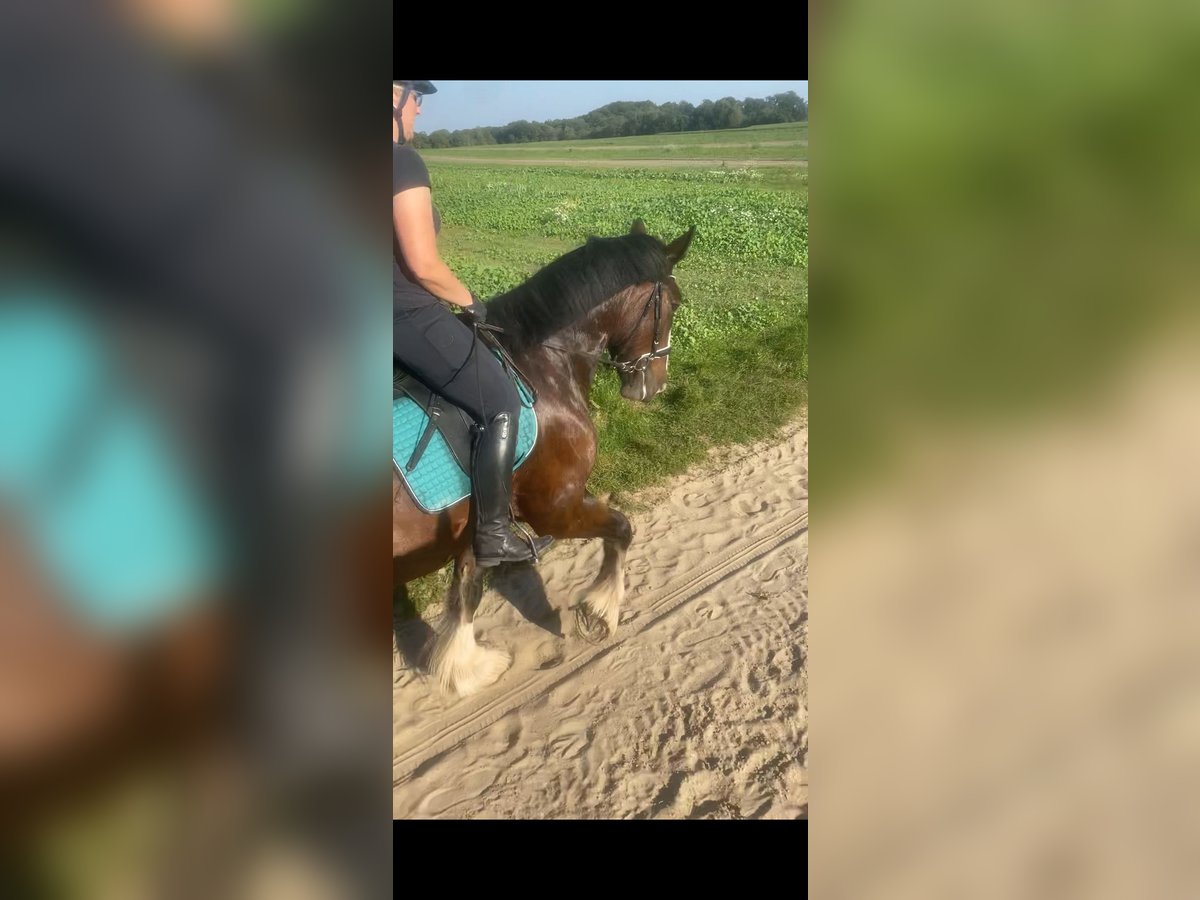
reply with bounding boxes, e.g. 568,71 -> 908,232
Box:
514,320 -> 610,404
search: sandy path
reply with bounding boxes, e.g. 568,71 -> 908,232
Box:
422,156 -> 807,168
393,419 -> 808,819
428,140 -> 807,151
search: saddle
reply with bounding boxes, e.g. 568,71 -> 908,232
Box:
392,340 -> 538,514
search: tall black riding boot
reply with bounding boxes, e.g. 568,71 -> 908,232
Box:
471,412 -> 554,567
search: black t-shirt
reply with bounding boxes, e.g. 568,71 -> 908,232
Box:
392,144 -> 443,310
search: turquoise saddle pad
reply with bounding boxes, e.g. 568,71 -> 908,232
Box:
0,294 -> 222,635
392,360 -> 537,514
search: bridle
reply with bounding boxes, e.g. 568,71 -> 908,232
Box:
606,280 -> 672,376
539,278 -> 675,389
466,278 -> 677,402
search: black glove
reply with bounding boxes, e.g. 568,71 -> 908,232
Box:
463,293 -> 487,325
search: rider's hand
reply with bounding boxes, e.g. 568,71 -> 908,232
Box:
462,292 -> 487,325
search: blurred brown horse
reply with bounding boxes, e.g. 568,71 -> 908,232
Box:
394,220 -> 695,696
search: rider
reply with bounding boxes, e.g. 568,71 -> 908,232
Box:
392,80 -> 552,566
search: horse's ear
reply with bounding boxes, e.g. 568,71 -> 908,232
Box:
630,219 -> 647,235
664,225 -> 696,266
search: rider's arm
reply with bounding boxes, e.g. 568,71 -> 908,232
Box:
393,187 -> 474,307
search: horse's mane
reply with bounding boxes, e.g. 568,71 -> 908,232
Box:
486,233 -> 669,352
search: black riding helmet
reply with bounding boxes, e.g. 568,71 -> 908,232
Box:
394,80 -> 437,96
394,81 -> 437,110
393,81 -> 436,143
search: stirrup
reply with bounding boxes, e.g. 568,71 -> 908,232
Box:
475,526 -> 552,568
511,520 -> 549,563
508,503 -> 553,563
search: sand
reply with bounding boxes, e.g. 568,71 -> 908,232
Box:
393,419 -> 808,819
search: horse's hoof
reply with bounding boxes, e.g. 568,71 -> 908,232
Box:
536,641 -> 565,670
574,606 -> 610,644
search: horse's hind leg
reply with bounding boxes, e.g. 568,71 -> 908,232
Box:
563,496 -> 633,644
427,551 -> 511,697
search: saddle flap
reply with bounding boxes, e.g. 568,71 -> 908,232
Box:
392,358 -> 539,515
394,373 -> 475,472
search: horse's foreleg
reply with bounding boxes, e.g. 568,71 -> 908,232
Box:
427,550 -> 511,697
540,494 -> 633,644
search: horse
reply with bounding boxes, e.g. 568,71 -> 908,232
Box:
394,219 -> 695,696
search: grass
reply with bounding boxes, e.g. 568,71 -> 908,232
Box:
419,122 -> 809,163
421,145 -> 808,163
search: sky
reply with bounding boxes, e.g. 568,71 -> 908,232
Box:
409,81 -> 809,134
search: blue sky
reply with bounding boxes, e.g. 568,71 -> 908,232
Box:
410,81 -> 809,133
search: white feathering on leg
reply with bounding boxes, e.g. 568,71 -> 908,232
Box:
428,613 -> 511,697
581,545 -> 626,637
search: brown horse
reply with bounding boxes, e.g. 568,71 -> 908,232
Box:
394,220 -> 695,696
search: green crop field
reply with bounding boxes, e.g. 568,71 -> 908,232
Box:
420,122 -> 808,164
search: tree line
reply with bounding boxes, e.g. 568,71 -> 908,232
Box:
414,91 -> 808,148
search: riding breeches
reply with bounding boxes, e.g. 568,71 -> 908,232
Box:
393,302 -> 520,429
